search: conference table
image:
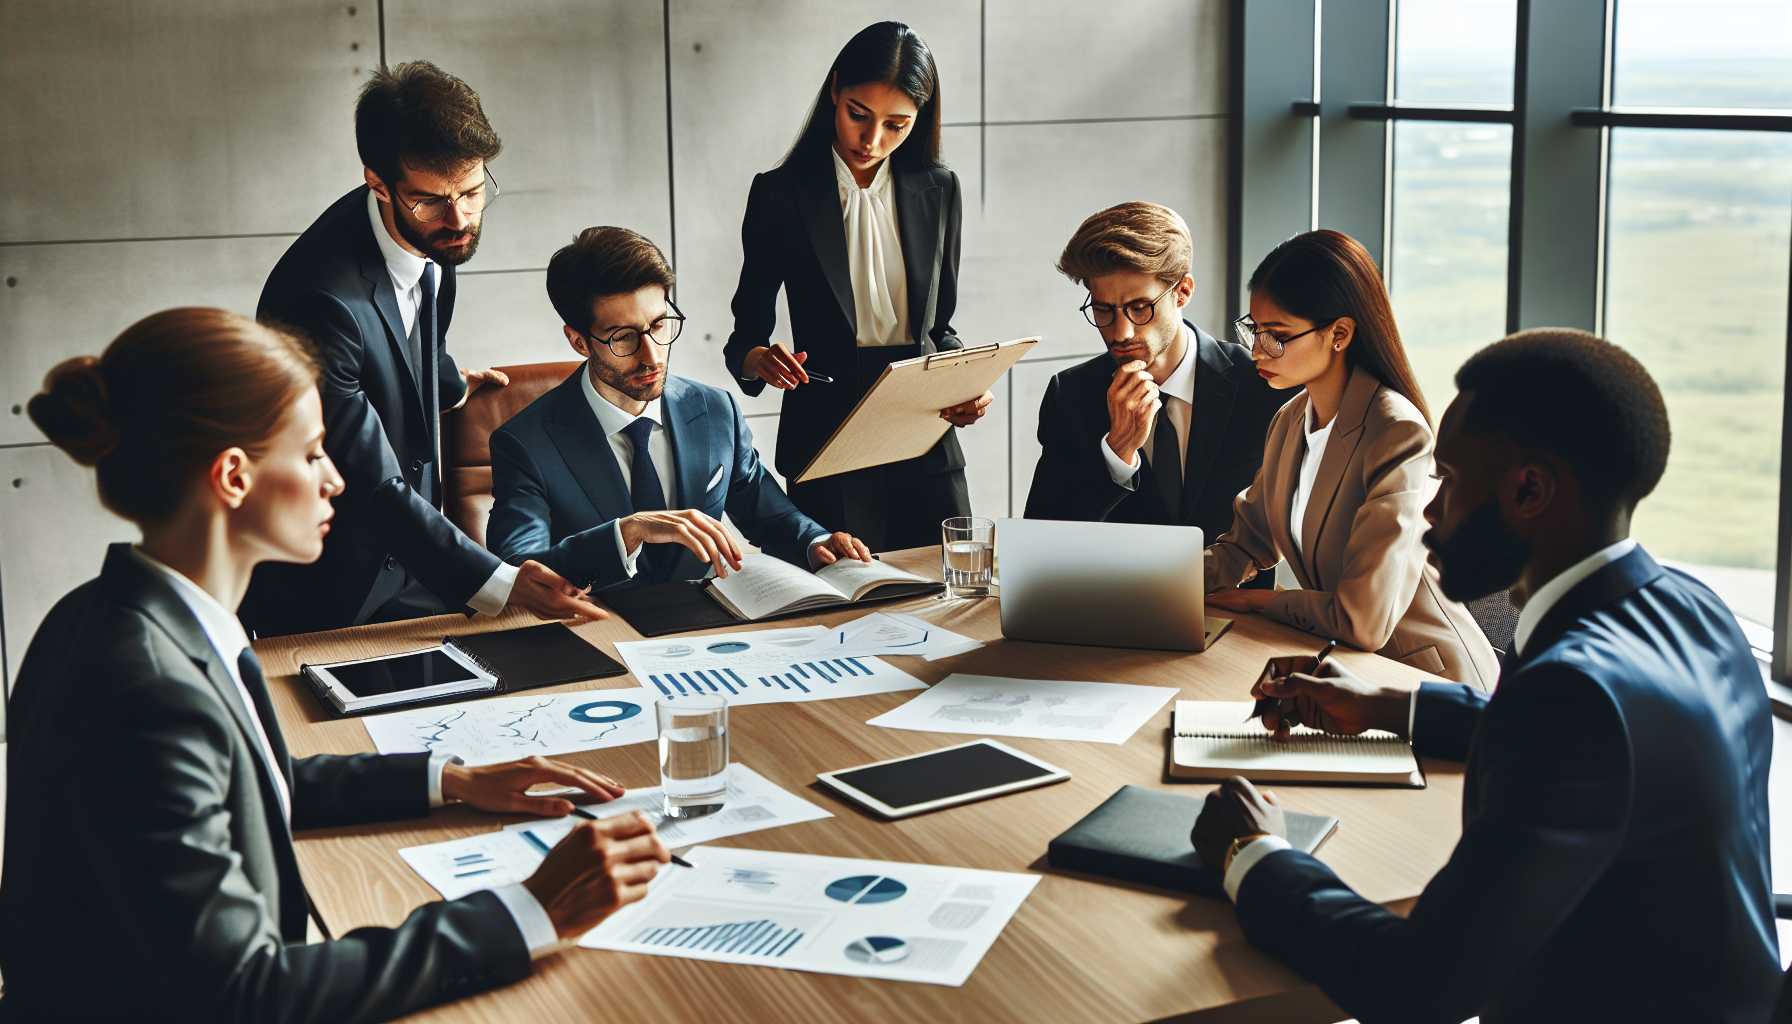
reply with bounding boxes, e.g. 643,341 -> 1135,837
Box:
256,546 -> 1466,1023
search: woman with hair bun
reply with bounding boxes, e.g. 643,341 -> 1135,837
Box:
0,308 -> 670,1022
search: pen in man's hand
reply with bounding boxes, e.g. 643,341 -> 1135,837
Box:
569,805 -> 693,867
1248,639 -> 1339,723
804,372 -> 835,383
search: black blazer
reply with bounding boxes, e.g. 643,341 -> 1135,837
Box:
1231,546 -> 1781,1023
724,149 -> 966,480
243,185 -> 497,636
0,544 -> 529,1021
1024,323 -> 1285,542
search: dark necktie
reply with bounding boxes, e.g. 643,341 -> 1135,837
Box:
236,648 -> 334,941
1151,401 -> 1183,520
419,265 -> 443,504
621,417 -> 671,579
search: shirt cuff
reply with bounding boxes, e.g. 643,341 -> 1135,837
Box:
1408,687 -> 1420,741
426,753 -> 462,808
1224,834 -> 1294,903
1100,436 -> 1142,486
803,532 -> 834,569
614,522 -> 642,578
490,882 -> 562,959
467,561 -> 519,617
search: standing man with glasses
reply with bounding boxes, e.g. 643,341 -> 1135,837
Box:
1024,202 -> 1285,560
244,61 -> 603,636
486,226 -> 871,591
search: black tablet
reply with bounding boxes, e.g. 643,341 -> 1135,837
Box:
816,739 -> 1070,819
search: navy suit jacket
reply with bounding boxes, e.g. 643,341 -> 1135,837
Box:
243,185 -> 498,636
488,369 -> 827,588
1233,546 -> 1779,1023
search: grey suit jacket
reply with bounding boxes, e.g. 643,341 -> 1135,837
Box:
0,544 -> 530,1022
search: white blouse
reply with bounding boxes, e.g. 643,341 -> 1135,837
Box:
832,148 -> 910,347
1289,403 -> 1336,558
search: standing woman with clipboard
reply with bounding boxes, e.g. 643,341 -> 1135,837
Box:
725,21 -> 993,552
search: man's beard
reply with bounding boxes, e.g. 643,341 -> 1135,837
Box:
392,207 -> 482,266
591,360 -> 667,402
1424,495 -> 1529,604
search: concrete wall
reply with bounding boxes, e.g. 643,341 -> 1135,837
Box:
0,0 -> 1232,733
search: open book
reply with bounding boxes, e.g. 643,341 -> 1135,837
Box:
1168,701 -> 1423,786
708,554 -> 940,621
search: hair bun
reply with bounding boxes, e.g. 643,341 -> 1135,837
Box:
28,356 -> 119,466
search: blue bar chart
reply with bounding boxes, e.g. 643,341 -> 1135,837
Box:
631,918 -> 807,958
622,647 -> 923,708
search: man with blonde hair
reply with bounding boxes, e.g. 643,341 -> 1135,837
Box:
1024,202 -> 1283,549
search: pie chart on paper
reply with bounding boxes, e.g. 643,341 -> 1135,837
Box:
825,875 -> 908,905
843,935 -> 909,964
706,641 -> 752,655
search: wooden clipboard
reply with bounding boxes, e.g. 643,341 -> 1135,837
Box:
794,336 -> 1039,483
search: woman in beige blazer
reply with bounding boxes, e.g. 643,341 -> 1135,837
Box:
1206,230 -> 1497,688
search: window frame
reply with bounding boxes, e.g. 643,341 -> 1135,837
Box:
1231,0 -> 1792,693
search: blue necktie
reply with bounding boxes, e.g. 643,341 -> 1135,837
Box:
621,417 -> 670,580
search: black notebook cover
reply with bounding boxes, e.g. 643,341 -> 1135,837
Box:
448,622 -> 628,691
599,579 -> 943,638
1047,784 -> 1339,898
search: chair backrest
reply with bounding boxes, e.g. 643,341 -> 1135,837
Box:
443,361 -> 582,548
1466,590 -> 1519,656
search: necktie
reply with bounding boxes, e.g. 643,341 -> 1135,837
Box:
621,417 -> 671,580
1151,401 -> 1183,520
419,264 -> 443,503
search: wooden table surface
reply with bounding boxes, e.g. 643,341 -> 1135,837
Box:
255,547 -> 1464,1023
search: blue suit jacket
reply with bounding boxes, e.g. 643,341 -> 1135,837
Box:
488,369 -> 827,588
1233,546 -> 1779,1023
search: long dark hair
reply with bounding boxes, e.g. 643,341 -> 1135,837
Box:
1248,230 -> 1432,425
782,22 -> 943,172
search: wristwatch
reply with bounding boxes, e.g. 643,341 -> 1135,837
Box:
1223,832 -> 1272,876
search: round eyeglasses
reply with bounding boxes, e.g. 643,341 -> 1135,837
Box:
405,167 -> 500,224
587,302 -> 686,357
1232,314 -> 1337,358
1080,280 -> 1178,329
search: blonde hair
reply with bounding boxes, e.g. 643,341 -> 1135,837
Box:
28,307 -> 318,526
1057,201 -> 1194,287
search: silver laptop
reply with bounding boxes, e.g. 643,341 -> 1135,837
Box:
996,519 -> 1230,652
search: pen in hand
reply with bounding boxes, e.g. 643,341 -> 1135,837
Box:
569,805 -> 693,867
1248,639 -> 1338,725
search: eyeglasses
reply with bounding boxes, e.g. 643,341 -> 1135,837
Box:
1232,314 -> 1336,358
1080,280 -> 1178,329
404,167 -> 500,224
587,302 -> 686,356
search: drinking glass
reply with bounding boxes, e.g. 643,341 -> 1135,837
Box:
940,516 -> 995,599
656,695 -> 729,819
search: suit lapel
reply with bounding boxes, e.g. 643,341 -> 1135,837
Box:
1298,368 -> 1378,583
660,377 -> 712,513
545,368 -> 633,524
1515,546 -> 1665,669
895,167 -> 944,343
1267,394 -> 1307,584
795,154 -> 857,332
1183,325 -> 1236,519
355,194 -> 427,423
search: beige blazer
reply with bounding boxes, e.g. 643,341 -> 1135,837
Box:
1206,367 -> 1498,688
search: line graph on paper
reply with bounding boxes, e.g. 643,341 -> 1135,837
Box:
362,688 -> 660,765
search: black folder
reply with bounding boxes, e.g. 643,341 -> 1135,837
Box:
1047,784 -> 1339,897
598,578 -> 941,638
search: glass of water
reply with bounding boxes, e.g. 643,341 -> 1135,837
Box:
656,695 -> 729,819
940,516 -> 995,599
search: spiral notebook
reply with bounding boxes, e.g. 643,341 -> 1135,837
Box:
1168,701 -> 1424,787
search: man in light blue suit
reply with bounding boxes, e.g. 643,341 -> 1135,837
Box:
488,227 -> 871,590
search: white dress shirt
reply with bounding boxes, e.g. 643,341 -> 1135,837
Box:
365,191 -> 517,615
1287,402 -> 1337,558
833,149 -> 909,347
132,546 -> 558,958
1103,323 -> 1199,484
1224,537 -> 1645,904
582,367 -> 674,578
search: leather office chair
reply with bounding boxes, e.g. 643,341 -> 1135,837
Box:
442,361 -> 582,549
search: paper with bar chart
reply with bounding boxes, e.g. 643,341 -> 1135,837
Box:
400,764 -> 827,900
580,846 -> 1039,986
614,627 -> 925,706
361,687 -> 660,764
865,673 -> 1178,744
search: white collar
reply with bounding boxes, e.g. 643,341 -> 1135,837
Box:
831,147 -> 893,196
1511,538 -> 1639,656
365,188 -> 431,292
579,363 -> 664,437
1303,400 -> 1337,441
1156,323 -> 1198,405
131,546 -> 251,666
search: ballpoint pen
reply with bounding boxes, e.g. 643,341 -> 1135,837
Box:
803,372 -> 835,383
1248,639 -> 1338,724
569,805 -> 694,867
